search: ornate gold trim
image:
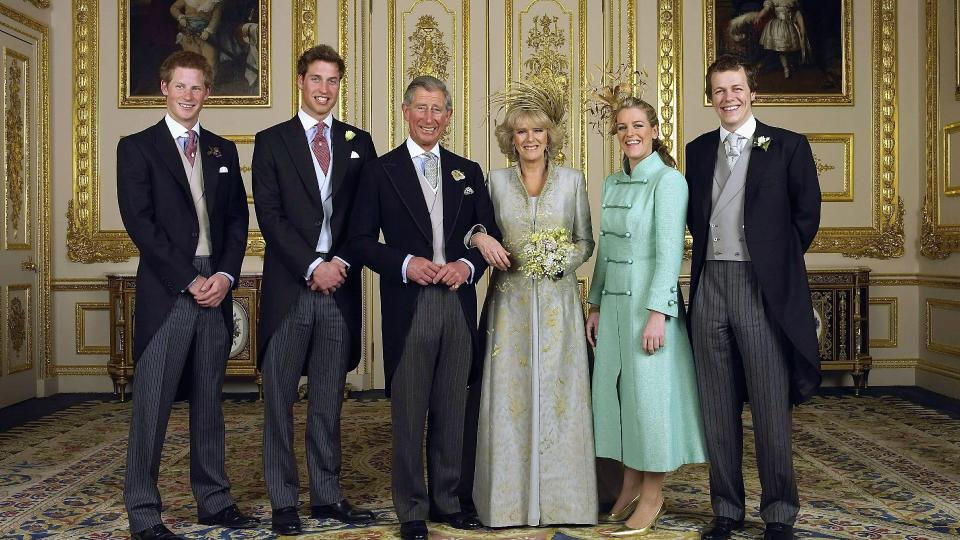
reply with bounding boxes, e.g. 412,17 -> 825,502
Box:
703,0 -> 853,106
75,302 -> 110,355
926,298 -> 960,357
657,0 -> 681,169
868,296 -> 897,348
943,121 -> 960,196
118,1 -> 271,108
872,358 -> 919,369
25,1 -> 50,8
51,279 -> 109,291
917,358 -> 960,381
6,284 -> 32,375
292,1 -> 316,113
55,365 -> 108,376
921,0 -> 960,258
809,0 -> 901,258
806,133 -> 854,202
955,0 -> 959,99
4,48 -> 30,251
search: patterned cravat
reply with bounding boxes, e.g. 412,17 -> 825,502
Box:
422,152 -> 439,190
182,130 -> 197,167
724,132 -> 743,169
311,124 -> 330,175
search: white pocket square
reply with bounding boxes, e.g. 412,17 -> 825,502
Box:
463,187 -> 474,195
218,166 -> 229,173
350,151 -> 360,159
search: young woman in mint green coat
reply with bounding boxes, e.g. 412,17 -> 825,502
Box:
585,97 -> 707,536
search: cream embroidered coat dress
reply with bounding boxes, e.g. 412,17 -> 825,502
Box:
473,165 -> 597,527
588,152 -> 707,472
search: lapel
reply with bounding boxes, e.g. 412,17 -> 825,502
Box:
439,147 -> 465,243
152,120 -> 192,200
329,119 -> 350,199
383,145 -> 432,241
694,130 -> 720,224
278,117 -> 324,208
744,121 -> 772,207
197,127 -> 220,210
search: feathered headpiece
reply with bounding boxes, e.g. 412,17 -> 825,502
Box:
488,79 -> 566,128
585,63 -> 648,135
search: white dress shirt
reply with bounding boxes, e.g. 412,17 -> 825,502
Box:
718,114 -> 757,152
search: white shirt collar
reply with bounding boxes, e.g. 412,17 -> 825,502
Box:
298,108 -> 333,134
719,114 -> 757,143
164,114 -> 200,141
406,137 -> 440,161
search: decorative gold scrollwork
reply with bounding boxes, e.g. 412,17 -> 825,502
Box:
6,58 -> 24,239
407,15 -> 451,82
9,297 -> 26,354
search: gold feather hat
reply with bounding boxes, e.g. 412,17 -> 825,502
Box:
585,62 -> 648,135
488,79 -> 567,129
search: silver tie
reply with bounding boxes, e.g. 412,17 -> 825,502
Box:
423,153 -> 439,190
725,133 -> 743,169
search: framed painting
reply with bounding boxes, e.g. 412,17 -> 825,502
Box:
705,0 -> 852,105
119,0 -> 270,107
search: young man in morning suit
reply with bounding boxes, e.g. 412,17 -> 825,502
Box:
349,75 -> 501,540
252,44 -> 377,536
685,54 -> 822,540
118,51 -> 255,540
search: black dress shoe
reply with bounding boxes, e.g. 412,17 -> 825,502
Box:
763,522 -> 794,540
701,516 -> 745,539
198,504 -> 259,529
432,510 -> 483,530
311,499 -> 375,524
130,524 -> 185,540
399,520 -> 429,540
271,506 -> 303,536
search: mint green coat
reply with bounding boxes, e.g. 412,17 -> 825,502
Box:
587,152 -> 707,471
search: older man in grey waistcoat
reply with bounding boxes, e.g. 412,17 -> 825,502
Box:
684,55 -> 822,540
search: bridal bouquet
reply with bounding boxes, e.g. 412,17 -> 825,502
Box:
519,227 -> 574,280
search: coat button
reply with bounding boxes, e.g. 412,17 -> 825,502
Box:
713,237 -> 719,241
627,204 -> 633,208
600,231 -> 606,236
605,257 -> 610,262
628,259 -> 634,264
191,232 -> 198,238
626,290 -> 632,296
625,232 -> 632,238
670,286 -> 677,293
602,204 -> 608,208
668,299 -> 677,306
711,223 -> 718,228
601,289 -> 607,295
315,220 -> 323,226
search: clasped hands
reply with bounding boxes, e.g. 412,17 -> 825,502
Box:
310,259 -> 348,294
406,257 -> 470,290
187,274 -> 231,308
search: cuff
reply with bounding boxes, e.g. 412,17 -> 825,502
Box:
463,224 -> 488,249
645,284 -> 681,318
305,256 -> 325,281
401,254 -> 413,284
333,256 -> 351,270
181,274 -> 202,293
458,258 -> 476,284
216,272 -> 235,287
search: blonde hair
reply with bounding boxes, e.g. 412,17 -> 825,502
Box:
610,97 -> 676,169
495,107 -> 564,161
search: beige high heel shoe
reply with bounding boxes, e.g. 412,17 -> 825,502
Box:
603,499 -> 665,537
599,493 -> 641,523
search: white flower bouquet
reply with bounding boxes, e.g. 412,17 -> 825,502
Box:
519,227 -> 574,280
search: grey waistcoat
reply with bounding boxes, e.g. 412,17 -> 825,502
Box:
178,148 -> 211,257
414,160 -> 447,265
706,138 -> 752,261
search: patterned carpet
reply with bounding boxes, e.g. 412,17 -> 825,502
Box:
0,394 -> 958,539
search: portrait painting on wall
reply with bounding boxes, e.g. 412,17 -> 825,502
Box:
706,0 -> 851,105
120,0 -> 270,107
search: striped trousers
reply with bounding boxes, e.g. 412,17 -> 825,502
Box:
391,286 -> 472,523
261,287 -> 350,509
691,260 -> 799,525
124,257 -> 234,532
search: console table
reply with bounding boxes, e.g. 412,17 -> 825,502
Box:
106,273 -> 262,400
807,268 -> 872,393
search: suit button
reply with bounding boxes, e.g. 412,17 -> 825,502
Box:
668,299 -> 677,306
713,237 -> 719,241
315,220 -> 322,226
626,290 -> 632,296
191,232 -> 198,238
625,232 -> 632,238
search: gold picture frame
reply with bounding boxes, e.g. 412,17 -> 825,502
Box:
118,0 -> 271,108
704,0 -> 853,106
806,133 -> 854,202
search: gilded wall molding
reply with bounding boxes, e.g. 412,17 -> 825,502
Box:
24,1 -> 50,8
809,0 -> 903,258
656,0 -> 681,169
926,298 -> 960,357
921,0 -> 960,258
807,133 -> 854,202
6,284 -> 32,375
872,358 -> 919,369
918,358 -> 960,381
75,302 -> 109,355
4,48 -> 29,250
51,279 -> 109,291
868,296 -> 898,348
